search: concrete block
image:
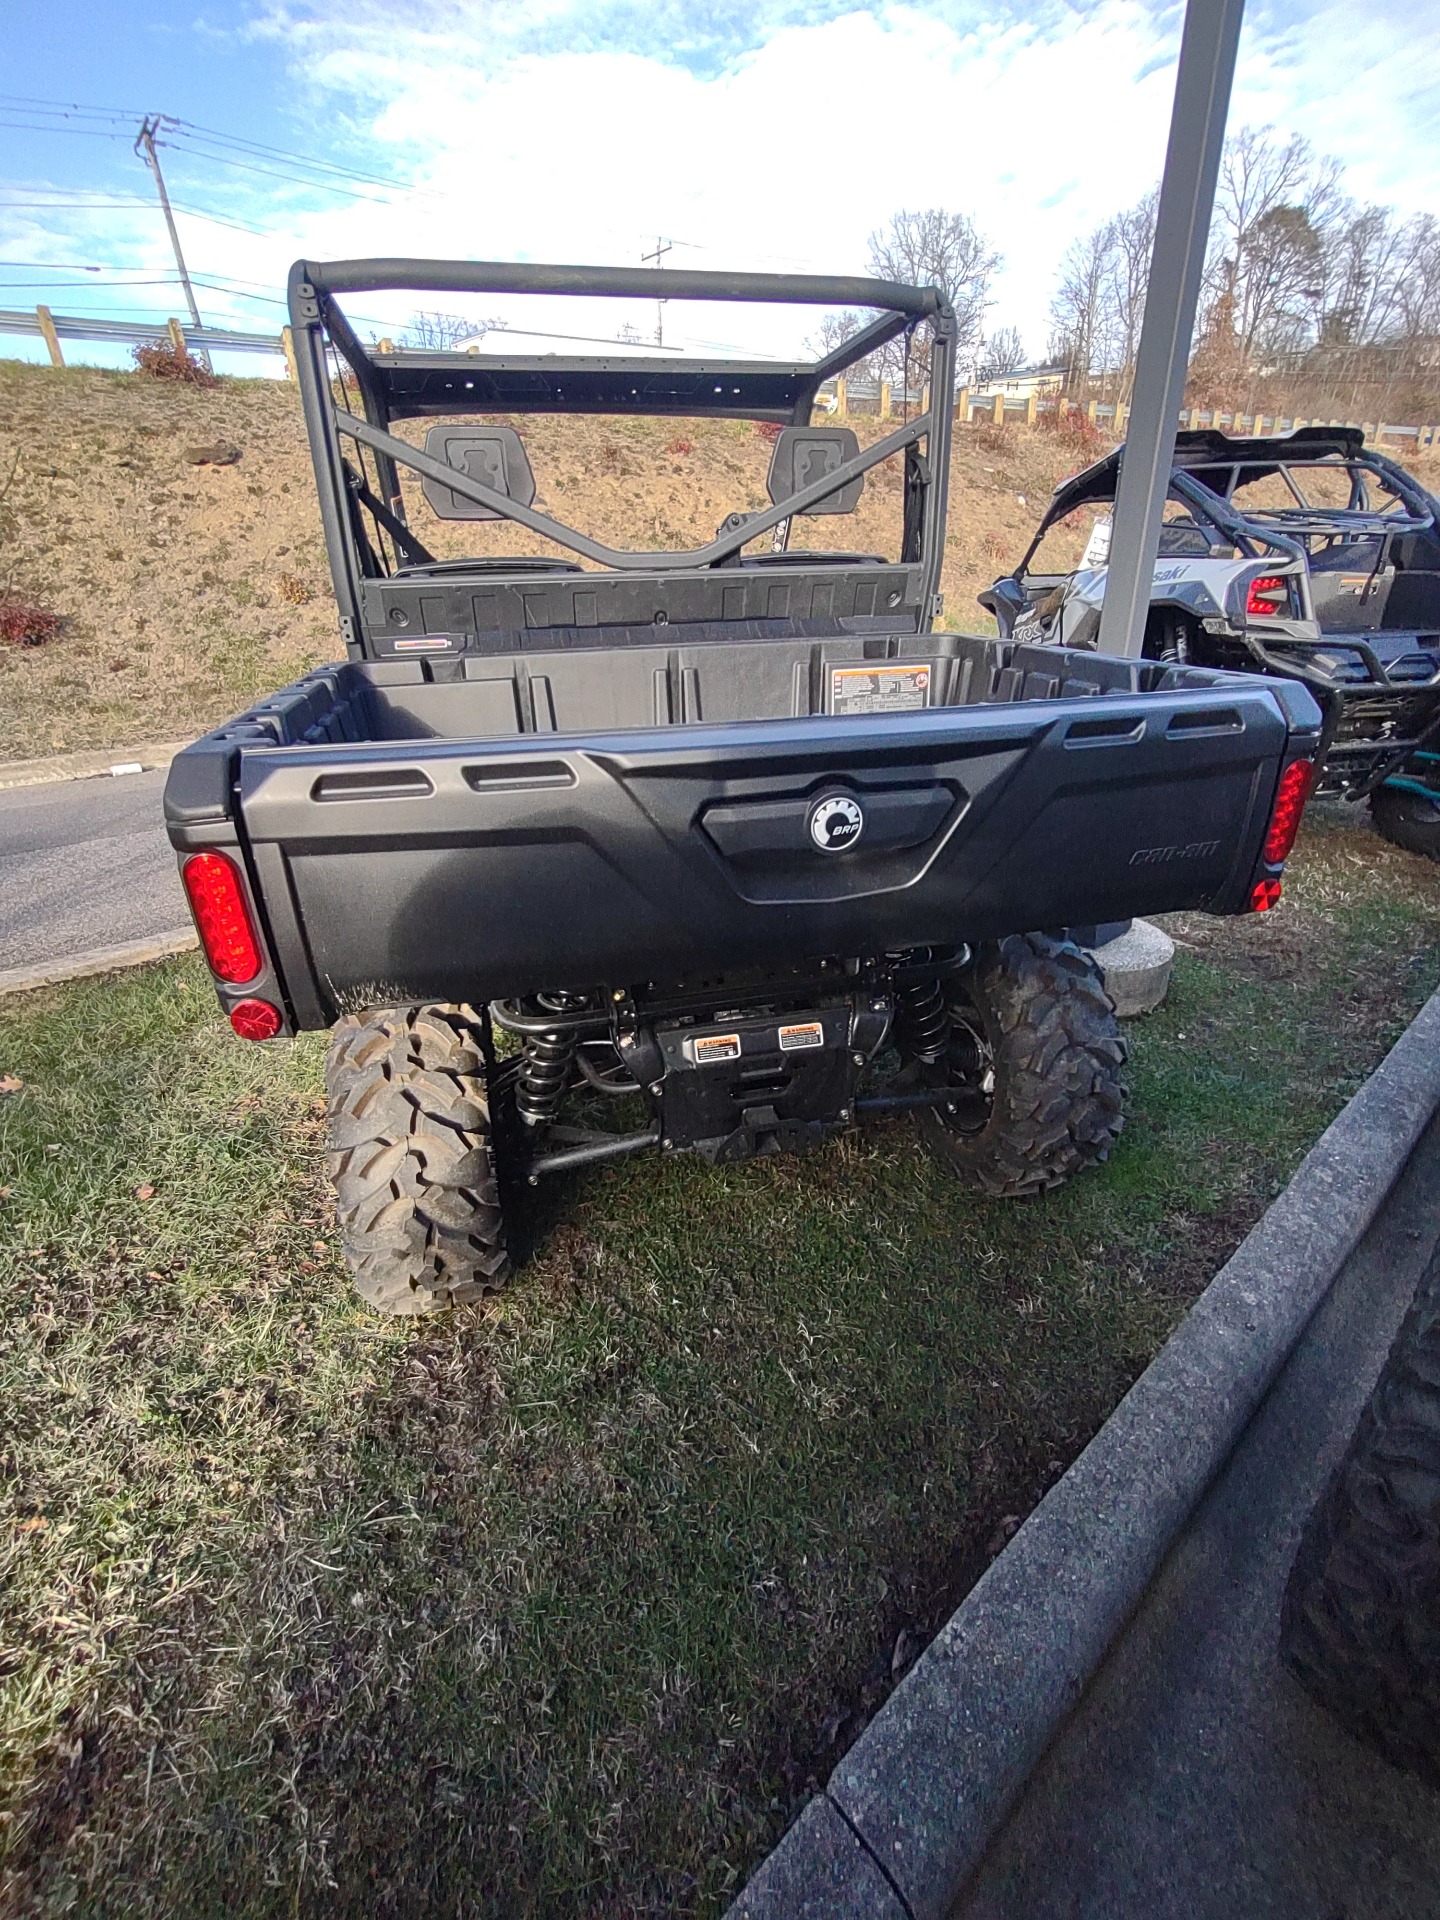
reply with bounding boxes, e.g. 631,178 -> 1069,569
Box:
1085,918 -> 1175,1017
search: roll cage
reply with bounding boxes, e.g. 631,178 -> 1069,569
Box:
1012,447 -> 1308,577
1012,427 -> 1438,579
287,259 -> 957,658
1002,426 -> 1440,799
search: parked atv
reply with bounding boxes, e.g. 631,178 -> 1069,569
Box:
165,259 -> 1321,1314
981,428 -> 1440,854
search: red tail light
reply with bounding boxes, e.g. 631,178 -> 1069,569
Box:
1251,878 -> 1283,912
1245,574 -> 1289,618
229,998 -> 283,1041
1263,759 -> 1314,865
182,851 -> 262,983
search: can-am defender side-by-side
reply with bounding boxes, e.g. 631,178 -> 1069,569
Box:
981,427 -> 1440,853
165,259 -> 1321,1315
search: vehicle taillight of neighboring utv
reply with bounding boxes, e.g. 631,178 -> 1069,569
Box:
1250,757 -> 1315,912
182,851 -> 263,982
1245,573 -> 1291,619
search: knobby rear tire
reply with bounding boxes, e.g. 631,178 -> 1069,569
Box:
919,932 -> 1127,1197
1280,1246 -> 1440,1786
1370,783 -> 1440,862
326,1004 -> 511,1316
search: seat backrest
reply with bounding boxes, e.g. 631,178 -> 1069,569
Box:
766,427 -> 864,515
421,425 -> 536,521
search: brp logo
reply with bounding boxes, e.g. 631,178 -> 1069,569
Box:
808,793 -> 865,853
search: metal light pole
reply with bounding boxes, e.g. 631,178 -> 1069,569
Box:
135,115 -> 212,372
1096,0 -> 1245,656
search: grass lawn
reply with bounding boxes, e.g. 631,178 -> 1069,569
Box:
3,808 -> 1439,1918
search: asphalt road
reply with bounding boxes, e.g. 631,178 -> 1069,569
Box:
0,770 -> 186,971
954,1116 -> 1440,1920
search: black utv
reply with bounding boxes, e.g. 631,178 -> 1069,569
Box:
164,259 -> 1321,1314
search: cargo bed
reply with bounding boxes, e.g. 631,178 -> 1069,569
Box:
165,631 -> 1322,1030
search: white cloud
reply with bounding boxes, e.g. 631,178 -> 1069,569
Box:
5,0 -> 1439,370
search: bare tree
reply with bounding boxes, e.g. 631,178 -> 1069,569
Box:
1049,222 -> 1114,392
1210,128 -> 1343,359
976,325 -> 1026,383
1111,189 -> 1158,396
866,208 -> 1001,383
1049,125 -> 1440,419
1317,205 -> 1408,346
404,310 -> 487,349
1392,214 -> 1440,341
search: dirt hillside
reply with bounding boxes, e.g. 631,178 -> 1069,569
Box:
10,357 -> 1411,761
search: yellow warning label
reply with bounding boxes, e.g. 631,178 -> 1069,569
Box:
778,1021 -> 825,1052
691,1031 -> 742,1065
831,663 -> 931,715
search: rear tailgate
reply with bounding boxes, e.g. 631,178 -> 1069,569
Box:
201,677 -> 1318,1025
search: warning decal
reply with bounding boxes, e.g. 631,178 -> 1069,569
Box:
691,1032 -> 742,1065
778,1021 -> 825,1052
831,664 -> 931,715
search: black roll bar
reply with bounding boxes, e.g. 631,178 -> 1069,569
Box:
293,257 -> 947,317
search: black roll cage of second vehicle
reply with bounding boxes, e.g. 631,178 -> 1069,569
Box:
985,427 -> 1440,807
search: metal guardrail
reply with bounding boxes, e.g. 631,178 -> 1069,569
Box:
0,307 -> 284,358
956,388 -> 1439,449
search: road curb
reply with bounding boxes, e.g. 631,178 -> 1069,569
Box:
727,987 -> 1440,1920
0,928 -> 197,998
0,739 -> 192,790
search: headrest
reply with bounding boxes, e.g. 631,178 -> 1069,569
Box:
766,427 -> 863,515
421,425 -> 536,520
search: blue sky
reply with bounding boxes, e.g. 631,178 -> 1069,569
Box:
3,0 -> 1439,371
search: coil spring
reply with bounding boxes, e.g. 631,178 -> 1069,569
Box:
516,992 -> 586,1128
897,975 -> 950,1066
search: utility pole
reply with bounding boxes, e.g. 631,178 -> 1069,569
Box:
134,114 -> 211,372
641,236 -> 673,348
1095,0 -> 1244,656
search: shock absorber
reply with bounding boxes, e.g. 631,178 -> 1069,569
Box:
516,991 -> 587,1129
896,974 -> 951,1066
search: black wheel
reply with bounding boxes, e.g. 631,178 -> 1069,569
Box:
1370,782 -> 1440,860
1280,1245 -> 1440,1785
917,933 -> 1127,1197
325,1004 -> 512,1316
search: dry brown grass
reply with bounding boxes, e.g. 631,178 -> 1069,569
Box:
0,359 -> 1112,759
0,361 -> 334,759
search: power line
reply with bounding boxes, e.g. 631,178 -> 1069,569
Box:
0,92 -> 148,119
0,277 -> 184,290
0,91 -> 439,203
165,120 -> 432,195
0,193 -> 269,236
0,121 -> 131,140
